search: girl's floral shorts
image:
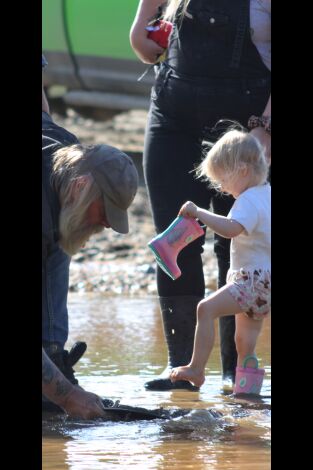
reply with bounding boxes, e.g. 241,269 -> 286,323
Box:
227,268 -> 271,320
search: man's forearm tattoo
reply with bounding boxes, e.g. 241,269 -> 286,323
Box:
55,379 -> 72,396
42,350 -> 55,384
42,349 -> 72,398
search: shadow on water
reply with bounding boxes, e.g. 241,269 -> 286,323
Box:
42,295 -> 271,470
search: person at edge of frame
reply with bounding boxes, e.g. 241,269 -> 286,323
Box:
130,0 -> 271,392
42,55 -> 139,417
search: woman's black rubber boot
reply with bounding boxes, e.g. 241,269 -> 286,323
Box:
145,295 -> 202,391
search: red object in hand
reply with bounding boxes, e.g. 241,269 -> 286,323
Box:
146,20 -> 173,49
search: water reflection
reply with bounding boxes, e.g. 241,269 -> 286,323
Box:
42,294 -> 271,470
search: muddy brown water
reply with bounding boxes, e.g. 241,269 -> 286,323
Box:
42,295 -> 271,470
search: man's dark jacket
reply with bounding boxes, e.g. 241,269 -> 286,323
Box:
42,111 -> 79,261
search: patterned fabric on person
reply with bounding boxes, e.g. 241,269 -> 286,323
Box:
227,269 -> 271,320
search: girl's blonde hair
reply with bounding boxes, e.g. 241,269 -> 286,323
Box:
163,0 -> 190,21
196,129 -> 269,190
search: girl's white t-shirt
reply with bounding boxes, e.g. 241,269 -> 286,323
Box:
227,183 -> 271,272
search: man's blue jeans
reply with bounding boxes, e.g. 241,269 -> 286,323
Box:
42,246 -> 71,351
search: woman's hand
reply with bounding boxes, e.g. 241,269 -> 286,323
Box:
130,24 -> 165,64
130,0 -> 166,64
250,127 -> 271,164
179,201 -> 198,218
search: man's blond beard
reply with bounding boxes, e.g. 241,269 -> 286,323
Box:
58,206 -> 104,256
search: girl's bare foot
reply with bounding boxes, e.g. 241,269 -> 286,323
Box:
170,366 -> 205,387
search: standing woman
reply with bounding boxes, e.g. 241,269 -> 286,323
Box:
130,0 -> 271,391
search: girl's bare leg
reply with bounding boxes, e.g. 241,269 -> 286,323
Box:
170,285 -> 242,387
235,313 -> 264,367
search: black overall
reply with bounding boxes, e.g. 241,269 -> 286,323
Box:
143,0 -> 270,381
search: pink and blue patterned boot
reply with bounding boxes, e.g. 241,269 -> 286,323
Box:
148,216 -> 204,280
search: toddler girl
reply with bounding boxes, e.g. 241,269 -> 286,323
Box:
170,129 -> 271,389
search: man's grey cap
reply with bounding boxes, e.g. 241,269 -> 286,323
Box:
83,144 -> 139,234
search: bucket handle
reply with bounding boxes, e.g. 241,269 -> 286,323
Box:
242,355 -> 259,368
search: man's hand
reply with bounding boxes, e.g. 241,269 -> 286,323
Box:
178,201 -> 198,218
42,348 -> 105,420
250,127 -> 271,164
61,387 -> 106,420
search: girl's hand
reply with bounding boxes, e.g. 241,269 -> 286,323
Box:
179,201 -> 198,218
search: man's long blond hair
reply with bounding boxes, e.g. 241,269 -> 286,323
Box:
51,144 -> 102,256
163,0 -> 191,21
